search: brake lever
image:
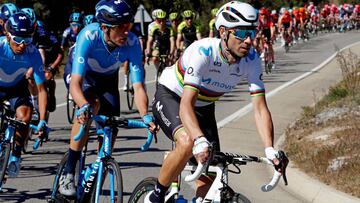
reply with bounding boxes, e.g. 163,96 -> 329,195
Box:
275,150 -> 289,185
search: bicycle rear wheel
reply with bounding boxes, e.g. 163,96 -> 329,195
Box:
66,92 -> 76,124
0,142 -> 10,188
91,159 -> 123,203
128,177 -> 157,203
126,73 -> 134,111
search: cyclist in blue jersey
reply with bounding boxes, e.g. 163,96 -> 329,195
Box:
146,2 -> 284,202
58,0 -> 157,197
23,8 -> 63,113
0,3 -> 19,36
0,12 -> 48,178
61,12 -> 82,51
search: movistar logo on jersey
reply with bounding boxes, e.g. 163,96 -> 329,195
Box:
202,77 -> 235,90
199,46 -> 212,56
85,30 -> 98,41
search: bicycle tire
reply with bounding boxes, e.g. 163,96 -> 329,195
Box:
128,177 -> 157,203
90,159 -> 123,203
0,142 -> 10,187
155,62 -> 165,88
66,92 -> 76,124
49,152 -> 80,203
126,74 -> 134,110
229,193 -> 251,203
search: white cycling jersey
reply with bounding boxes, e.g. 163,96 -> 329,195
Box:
159,38 -> 265,107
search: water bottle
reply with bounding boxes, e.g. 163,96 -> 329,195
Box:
176,195 -> 188,203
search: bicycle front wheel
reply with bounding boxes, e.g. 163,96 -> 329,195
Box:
128,177 -> 157,203
91,159 -> 123,203
66,92 -> 76,124
0,142 -> 11,186
126,74 -> 134,111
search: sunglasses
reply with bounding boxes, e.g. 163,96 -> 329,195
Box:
229,28 -> 257,40
185,17 -> 192,20
9,33 -> 32,45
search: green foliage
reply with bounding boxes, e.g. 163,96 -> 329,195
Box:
327,87 -> 349,102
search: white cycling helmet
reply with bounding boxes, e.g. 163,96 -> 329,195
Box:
215,1 -> 258,30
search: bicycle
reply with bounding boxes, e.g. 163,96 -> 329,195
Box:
66,90 -> 77,124
129,148 -> 288,203
48,114 -> 156,203
0,101 -> 38,190
263,44 -> 273,75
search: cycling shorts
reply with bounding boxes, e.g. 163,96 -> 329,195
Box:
82,71 -> 120,117
262,28 -> 272,43
152,84 -> 220,151
0,79 -> 33,111
282,23 -> 291,29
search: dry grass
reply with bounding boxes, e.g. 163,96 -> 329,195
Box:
284,49 -> 360,198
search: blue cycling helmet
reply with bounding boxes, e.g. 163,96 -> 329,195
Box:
69,12 -> 82,23
83,14 -> 95,26
95,0 -> 134,26
0,3 -> 19,21
21,8 -> 37,26
5,12 -> 34,37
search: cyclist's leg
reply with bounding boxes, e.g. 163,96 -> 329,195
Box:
150,85 -> 193,202
7,83 -> 33,177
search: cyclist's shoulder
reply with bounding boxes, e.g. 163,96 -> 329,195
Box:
185,38 -> 220,56
0,36 -> 7,47
178,21 -> 187,31
209,18 -> 215,27
77,23 -> 102,42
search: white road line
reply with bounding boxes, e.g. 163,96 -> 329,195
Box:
217,40 -> 360,129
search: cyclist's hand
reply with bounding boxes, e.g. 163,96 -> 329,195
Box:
76,103 -> 92,124
37,120 -> 48,138
142,114 -> 159,134
265,147 -> 287,173
193,136 -> 210,164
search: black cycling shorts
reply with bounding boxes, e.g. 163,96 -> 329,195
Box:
82,71 -> 120,117
152,84 -> 220,151
0,79 -> 32,111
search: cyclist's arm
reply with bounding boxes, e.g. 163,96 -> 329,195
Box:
179,87 -> 203,140
252,95 -> 274,148
145,35 -> 154,56
176,33 -> 183,50
196,33 -> 202,40
70,74 -> 87,108
37,83 -> 48,120
170,36 -> 175,56
196,25 -> 202,40
38,48 -> 46,64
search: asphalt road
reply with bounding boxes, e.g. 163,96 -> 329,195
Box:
1,30 -> 360,203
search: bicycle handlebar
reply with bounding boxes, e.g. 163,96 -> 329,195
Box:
184,151 -> 288,192
73,115 -> 155,151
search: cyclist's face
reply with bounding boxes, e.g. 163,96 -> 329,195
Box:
156,18 -> 166,28
226,28 -> 253,57
185,17 -> 193,26
6,34 -> 28,54
70,22 -> 81,33
108,23 -> 131,46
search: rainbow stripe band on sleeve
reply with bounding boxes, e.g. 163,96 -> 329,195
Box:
250,89 -> 265,97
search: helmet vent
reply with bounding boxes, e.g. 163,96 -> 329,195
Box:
222,12 -> 239,22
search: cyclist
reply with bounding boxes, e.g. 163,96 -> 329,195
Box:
208,8 -> 219,38
61,12 -> 82,51
169,12 -> 179,37
58,0 -> 157,197
148,9 -> 162,35
22,8 -> 63,114
176,10 -> 201,52
258,8 -> 276,69
278,10 -> 293,47
83,14 -> 96,27
145,10 -> 175,69
0,12 -> 48,178
146,2 -> 283,202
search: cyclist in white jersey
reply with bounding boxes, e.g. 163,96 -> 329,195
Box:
147,2 -> 283,202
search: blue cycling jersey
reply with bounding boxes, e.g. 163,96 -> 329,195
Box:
0,37 -> 45,87
61,27 -> 79,48
71,23 -> 144,84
